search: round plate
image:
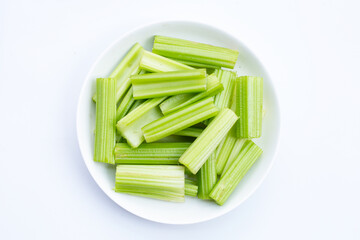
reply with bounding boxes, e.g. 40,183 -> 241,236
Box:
77,21 -> 280,224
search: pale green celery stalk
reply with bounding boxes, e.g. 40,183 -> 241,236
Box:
116,87 -> 135,122
173,127 -> 203,138
185,179 -> 198,197
197,153 -> 217,199
116,97 -> 166,148
115,165 -> 185,202
153,35 -> 239,69
179,108 -> 238,174
114,142 -> 190,164
210,140 -> 262,205
128,99 -> 145,112
236,76 -> 263,138
131,69 -> 207,99
160,73 -> 223,115
142,97 -> 219,143
93,43 -> 143,103
222,138 -> 246,176
215,128 -> 237,175
94,78 -> 116,164
168,58 -> 221,69
140,50 -> 193,72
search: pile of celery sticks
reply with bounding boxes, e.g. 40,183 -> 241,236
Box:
93,36 -> 263,205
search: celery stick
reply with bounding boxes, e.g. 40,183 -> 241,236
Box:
215,128 -> 237,175
114,142 -> 190,164
128,99 -> 145,113
115,165 -> 185,202
153,36 -> 239,69
209,140 -> 262,205
222,138 -> 246,176
173,127 -> 203,138
179,108 -> 238,174
160,73 -> 224,115
116,97 -> 166,148
116,87 -> 135,122
142,97 -> 219,143
167,58 -> 221,69
140,50 -> 193,72
197,153 -> 217,199
94,78 -> 116,164
131,69 -> 207,99
185,179 -> 198,197
236,76 -> 263,138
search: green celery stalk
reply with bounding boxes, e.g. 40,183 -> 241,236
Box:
197,153 -> 217,199
185,179 -> 198,197
221,138 -> 246,176
215,128 -> 237,175
179,108 -> 238,174
173,127 -> 203,138
128,99 -> 145,112
167,58 -> 221,69
140,50 -> 193,72
159,73 -> 224,115
142,97 -> 219,143
94,78 -> 116,164
209,140 -> 262,205
236,76 -> 263,138
116,97 -> 166,148
131,69 -> 207,99
153,35 -> 239,69
116,87 -> 135,122
114,142 -> 191,164
115,165 -> 185,202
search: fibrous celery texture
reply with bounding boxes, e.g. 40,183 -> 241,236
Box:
94,78 -> 116,164
116,87 -> 135,122
114,142 -> 191,164
185,179 -> 198,197
179,108 -> 238,174
142,97 -> 219,143
131,69 -> 207,99
221,138 -> 246,175
210,140 -> 262,205
197,153 -> 217,199
153,35 -> 239,69
115,165 -> 185,202
173,127 -> 203,138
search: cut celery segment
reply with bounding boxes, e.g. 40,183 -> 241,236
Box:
116,87 -> 135,122
215,128 -> 237,175
210,140 -> 262,205
185,179 -> 198,197
140,50 -> 193,72
173,127 -> 203,138
197,153 -> 217,199
94,78 -> 116,164
222,138 -> 246,176
115,165 -> 185,202
167,58 -> 221,69
179,108 -> 238,174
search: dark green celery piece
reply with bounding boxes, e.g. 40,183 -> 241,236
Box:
173,127 -> 203,138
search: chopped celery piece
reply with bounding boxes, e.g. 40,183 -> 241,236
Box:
115,165 -> 185,202
185,179 -> 198,197
153,35 -> 239,69
159,73 -> 223,115
116,97 -> 166,148
210,141 -> 262,205
215,128 -> 237,175
222,138 -> 246,176
154,135 -> 194,143
116,87 -> 135,122
167,58 -> 221,69
179,108 -> 238,174
197,153 -> 217,199
173,127 -> 203,138
140,50 -> 193,72
114,142 -> 191,164
131,69 -> 207,99
236,76 -> 263,138
94,78 -> 116,164
142,97 -> 219,143
128,99 -> 145,113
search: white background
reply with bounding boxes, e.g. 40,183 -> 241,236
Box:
0,0 -> 359,239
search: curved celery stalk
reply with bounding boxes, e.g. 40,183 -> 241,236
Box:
142,97 -> 219,143
153,35 -> 239,69
114,142 -> 191,164
185,179 -> 198,197
131,69 -> 207,99
197,153 -> 217,199
236,76 -> 263,138
160,73 -> 224,115
94,78 -> 116,164
179,108 -> 238,174
115,165 -> 185,202
116,87 -> 135,122
173,127 -> 203,138
209,140 -> 262,205
140,50 -> 193,72
222,138 -> 246,176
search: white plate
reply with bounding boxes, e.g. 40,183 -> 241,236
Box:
77,21 -> 280,224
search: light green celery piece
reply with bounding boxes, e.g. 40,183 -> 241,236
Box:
236,76 -> 263,138
221,138 -> 246,176
93,43 -> 143,103
131,69 -> 207,99
197,153 -> 217,199
114,142 -> 191,164
115,165 -> 185,202
160,73 -> 223,115
94,78 -> 116,164
116,97 -> 166,148
128,99 -> 145,113
142,97 -> 219,143
167,58 -> 221,69
185,179 -> 198,197
215,128 -> 237,175
153,35 -> 239,69
116,87 -> 135,122
210,140 -> 262,205
173,127 -> 203,138
179,108 -> 238,174
140,50 -> 193,73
